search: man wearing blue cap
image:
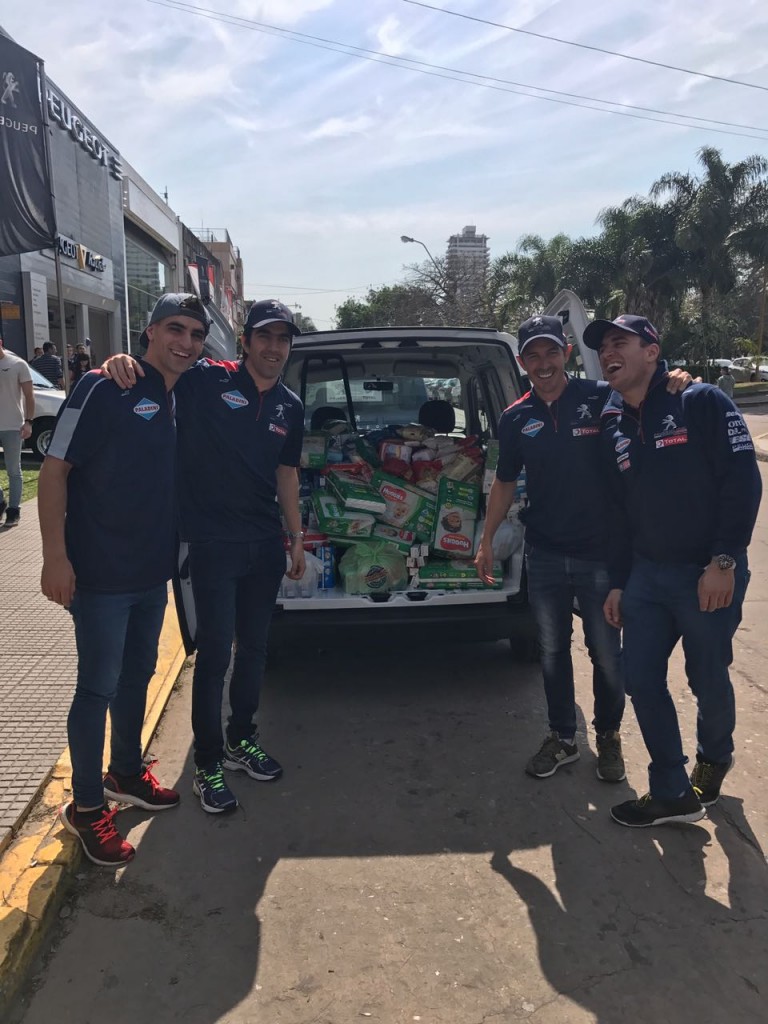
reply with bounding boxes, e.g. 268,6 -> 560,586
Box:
40,292 -> 209,864
476,315 -> 691,784
584,315 -> 762,827
104,300 -> 306,815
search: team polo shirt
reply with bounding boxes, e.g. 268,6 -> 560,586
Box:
174,360 -> 303,543
496,376 -> 612,561
601,364 -> 762,576
47,364 -> 176,593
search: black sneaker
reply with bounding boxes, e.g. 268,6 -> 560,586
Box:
193,763 -> 238,814
224,736 -> 283,781
103,759 -> 180,811
690,754 -> 734,807
611,789 -> 705,828
0,500 -> 6,524
525,731 -> 579,778
596,730 -> 626,783
59,802 -> 135,866
4,507 -> 20,527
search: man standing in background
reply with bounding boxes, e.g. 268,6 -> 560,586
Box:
31,341 -> 64,388
0,333 -> 34,527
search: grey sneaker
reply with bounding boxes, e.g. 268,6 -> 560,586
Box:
690,754 -> 734,807
596,730 -> 626,783
525,731 -> 579,778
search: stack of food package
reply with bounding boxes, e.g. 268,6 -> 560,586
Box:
290,422 -> 527,596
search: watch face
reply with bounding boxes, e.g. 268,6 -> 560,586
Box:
718,555 -> 736,570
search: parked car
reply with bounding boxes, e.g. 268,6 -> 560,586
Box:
730,356 -> 768,382
276,325 -> 537,655
709,358 -> 751,383
26,366 -> 65,458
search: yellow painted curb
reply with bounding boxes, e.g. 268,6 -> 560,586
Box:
0,593 -> 189,1011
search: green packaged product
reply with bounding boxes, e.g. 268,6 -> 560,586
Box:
370,471 -> 436,541
371,523 -> 418,555
326,469 -> 387,514
415,558 -> 502,590
339,541 -> 409,595
432,478 -> 480,557
311,491 -> 376,538
301,432 -> 329,469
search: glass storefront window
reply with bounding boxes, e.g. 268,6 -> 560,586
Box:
126,237 -> 171,354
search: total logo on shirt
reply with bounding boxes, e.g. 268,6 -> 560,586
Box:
221,390 -> 249,410
133,398 -> 160,420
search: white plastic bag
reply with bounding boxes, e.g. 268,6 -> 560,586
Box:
279,551 -> 322,598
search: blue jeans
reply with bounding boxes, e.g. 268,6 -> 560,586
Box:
0,429 -> 23,508
68,584 -> 168,807
526,546 -> 625,738
189,537 -> 286,769
621,556 -> 749,800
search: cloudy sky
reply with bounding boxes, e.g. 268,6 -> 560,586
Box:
3,0 -> 768,326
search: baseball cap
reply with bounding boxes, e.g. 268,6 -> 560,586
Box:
583,314 -> 660,351
518,315 -> 567,354
139,293 -> 212,349
244,299 -> 301,337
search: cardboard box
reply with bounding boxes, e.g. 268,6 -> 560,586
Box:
370,471 -> 436,542
326,469 -> 387,515
432,478 -> 480,557
311,491 -> 376,538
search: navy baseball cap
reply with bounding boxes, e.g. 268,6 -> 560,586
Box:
518,315 -> 567,354
583,314 -> 660,351
139,293 -> 211,349
244,299 -> 301,337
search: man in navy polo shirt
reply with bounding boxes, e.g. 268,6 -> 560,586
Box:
105,300 -> 306,815
38,293 -> 208,865
475,315 -> 691,784
586,315 -> 761,828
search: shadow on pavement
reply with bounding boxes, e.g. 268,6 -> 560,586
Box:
12,640 -> 768,1024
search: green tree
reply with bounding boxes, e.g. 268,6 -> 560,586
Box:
335,284 -> 440,328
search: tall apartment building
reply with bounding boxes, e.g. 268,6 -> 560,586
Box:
445,225 -> 490,293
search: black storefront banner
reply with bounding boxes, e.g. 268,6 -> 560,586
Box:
0,34 -> 56,258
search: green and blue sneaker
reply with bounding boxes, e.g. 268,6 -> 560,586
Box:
193,762 -> 238,814
224,736 -> 283,781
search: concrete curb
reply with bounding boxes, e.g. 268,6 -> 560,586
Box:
0,597 -> 188,1013
753,433 -> 768,463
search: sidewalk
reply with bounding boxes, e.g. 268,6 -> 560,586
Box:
0,499 -> 187,1012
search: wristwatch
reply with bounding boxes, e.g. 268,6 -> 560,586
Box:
24,418 -> 32,424
286,530 -> 305,542
714,554 -> 736,571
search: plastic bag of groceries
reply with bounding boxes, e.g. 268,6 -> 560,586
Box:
279,551 -> 322,599
492,519 -> 524,561
339,541 -> 409,595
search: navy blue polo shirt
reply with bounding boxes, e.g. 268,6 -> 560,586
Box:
174,360 -> 303,543
47,363 -> 176,593
496,376 -> 612,561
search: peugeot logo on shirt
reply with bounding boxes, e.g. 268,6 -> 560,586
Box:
133,398 -> 160,420
222,390 -> 249,409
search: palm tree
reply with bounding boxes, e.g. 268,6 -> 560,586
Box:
651,147 -> 768,360
729,181 -> 768,354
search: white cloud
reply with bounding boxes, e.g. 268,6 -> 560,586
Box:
306,114 -> 375,139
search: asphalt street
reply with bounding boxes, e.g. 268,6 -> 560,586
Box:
7,464 -> 768,1024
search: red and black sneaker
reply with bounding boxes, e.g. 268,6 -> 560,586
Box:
59,802 -> 135,867
103,759 -> 180,811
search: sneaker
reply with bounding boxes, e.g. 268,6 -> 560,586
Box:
103,759 -> 180,811
0,500 -> 6,524
690,754 -> 734,807
59,801 -> 135,866
596,730 -> 627,783
525,731 -> 580,778
4,507 -> 20,527
224,736 -> 283,781
610,789 -> 705,828
193,763 -> 238,814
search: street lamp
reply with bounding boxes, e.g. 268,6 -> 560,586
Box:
400,234 -> 442,277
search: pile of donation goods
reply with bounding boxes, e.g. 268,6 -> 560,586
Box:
279,418 -> 527,598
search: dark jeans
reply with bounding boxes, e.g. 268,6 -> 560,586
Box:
621,555 -> 749,800
189,537 -> 286,769
68,584 -> 168,807
526,545 -> 625,739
